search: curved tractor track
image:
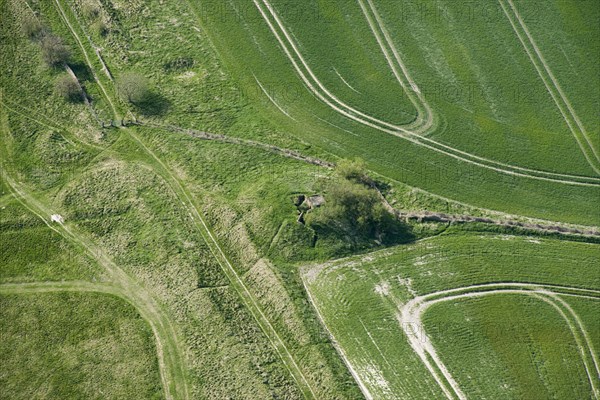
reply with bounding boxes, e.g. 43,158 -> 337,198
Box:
400,283 -> 600,400
252,0 -> 600,186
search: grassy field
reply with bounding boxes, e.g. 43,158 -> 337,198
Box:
0,198 -> 104,283
0,0 -> 363,397
303,232 -> 600,398
195,0 -> 600,225
0,292 -> 163,399
1,0 -> 598,398
511,0 -> 599,143
423,294 -> 598,399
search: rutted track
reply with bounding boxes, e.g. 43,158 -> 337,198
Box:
252,0 -> 600,186
400,283 -> 600,399
498,0 -> 600,175
357,0 -> 433,133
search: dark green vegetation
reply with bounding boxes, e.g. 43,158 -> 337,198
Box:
423,294 -> 598,399
305,159 -> 413,253
1,0 -> 598,399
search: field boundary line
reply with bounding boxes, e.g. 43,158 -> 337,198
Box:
11,88 -> 592,236
498,0 -> 600,174
253,0 -> 600,186
300,274 -> 374,400
140,120 -> 600,234
400,283 -> 600,399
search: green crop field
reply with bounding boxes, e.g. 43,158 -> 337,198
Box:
423,294 -> 599,399
196,0 -> 600,225
1,0 -> 598,398
303,232 -> 600,399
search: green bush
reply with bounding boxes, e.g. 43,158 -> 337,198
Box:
306,179 -> 410,248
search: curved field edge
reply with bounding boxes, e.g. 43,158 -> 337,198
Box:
0,111 -> 190,399
301,233 -> 600,399
0,288 -> 164,400
422,293 -> 599,399
190,0 -> 600,225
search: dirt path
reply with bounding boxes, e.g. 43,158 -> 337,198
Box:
498,0 -> 600,175
255,0 -> 407,133
253,0 -> 600,187
0,144 -> 189,400
0,98 -> 105,152
400,283 -> 600,399
533,293 -> 600,398
255,75 -> 297,121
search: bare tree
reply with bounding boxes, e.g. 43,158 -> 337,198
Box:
117,73 -> 150,105
40,34 -> 71,67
